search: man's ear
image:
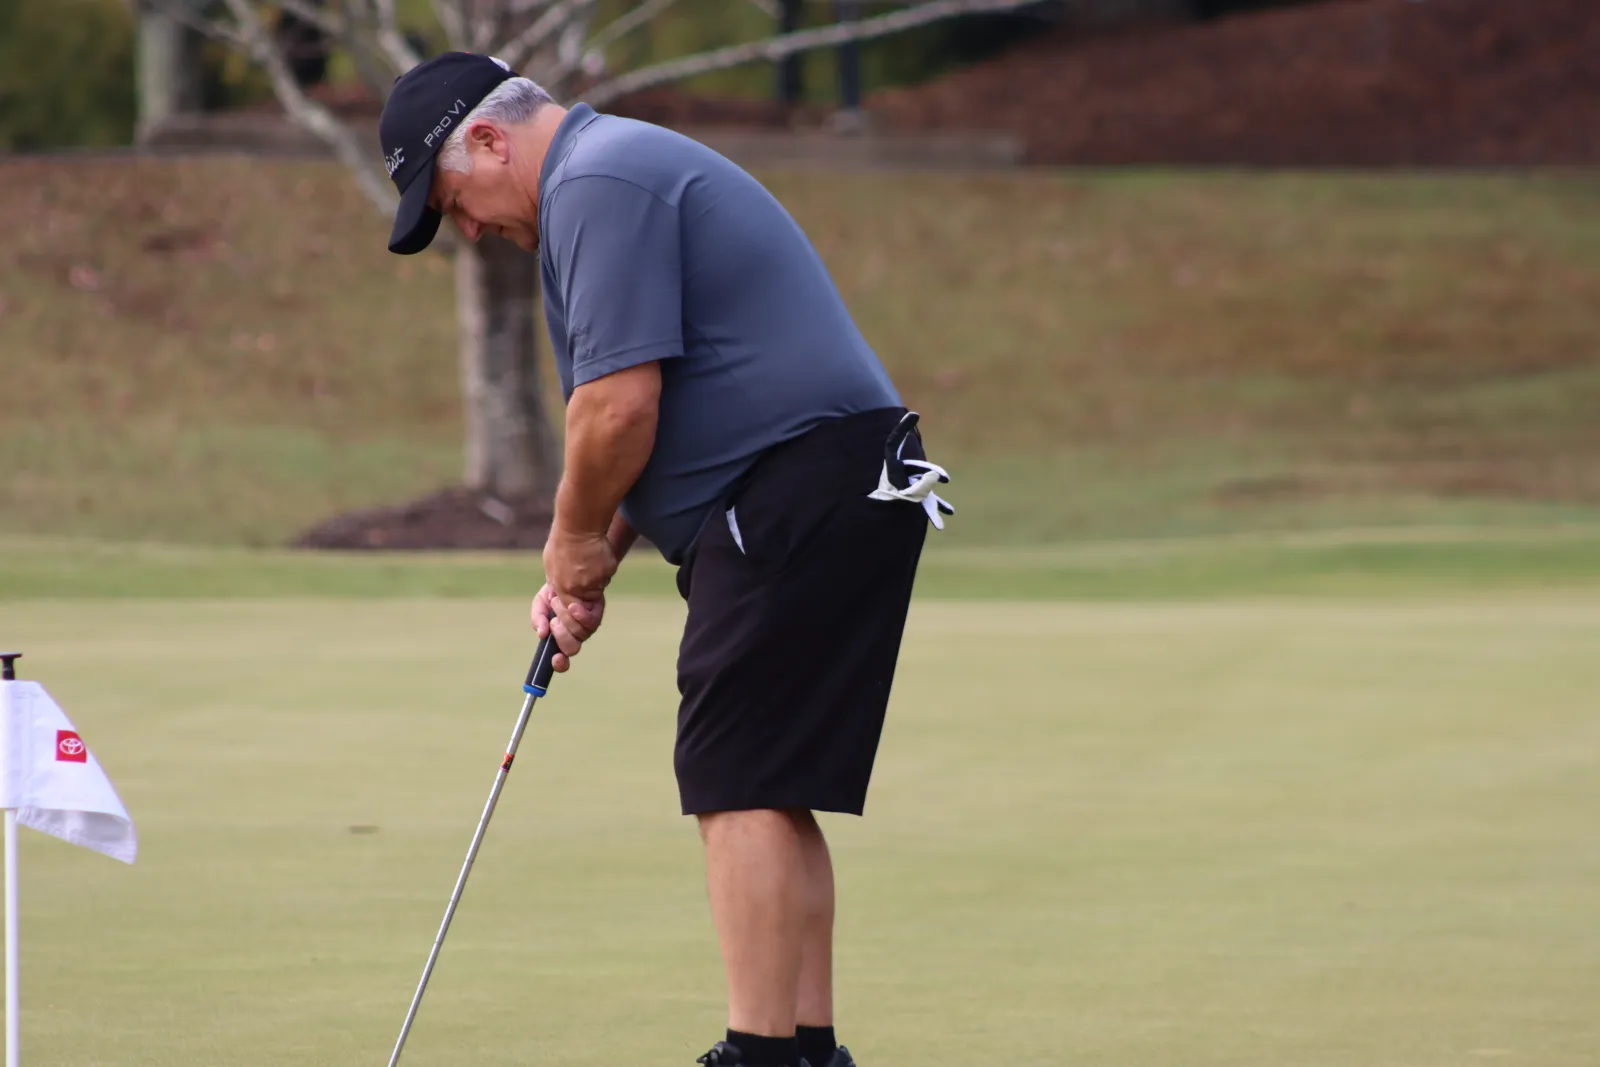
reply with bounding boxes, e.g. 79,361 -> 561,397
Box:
468,121 -> 510,163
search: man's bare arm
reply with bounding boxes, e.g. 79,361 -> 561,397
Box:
543,361 -> 661,600
557,362 -> 660,538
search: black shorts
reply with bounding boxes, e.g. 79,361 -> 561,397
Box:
673,407 -> 932,817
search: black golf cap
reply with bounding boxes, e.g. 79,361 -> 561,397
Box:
380,52 -> 516,255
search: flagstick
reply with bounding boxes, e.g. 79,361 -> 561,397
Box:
2,652 -> 18,1067
4,808 -> 17,1067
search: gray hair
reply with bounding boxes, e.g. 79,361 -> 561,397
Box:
436,76 -> 555,174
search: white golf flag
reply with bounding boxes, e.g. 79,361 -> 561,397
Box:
0,680 -> 136,864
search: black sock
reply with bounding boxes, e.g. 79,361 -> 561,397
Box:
727,1030 -> 800,1067
796,1025 -> 837,1067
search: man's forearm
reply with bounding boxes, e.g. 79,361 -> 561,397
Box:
553,363 -> 661,539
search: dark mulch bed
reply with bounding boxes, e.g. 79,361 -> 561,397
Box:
868,0 -> 1600,165
294,487 -> 552,551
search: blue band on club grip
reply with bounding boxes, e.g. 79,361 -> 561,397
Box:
523,684 -> 547,697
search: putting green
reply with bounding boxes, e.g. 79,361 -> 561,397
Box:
1,595 -> 1596,1066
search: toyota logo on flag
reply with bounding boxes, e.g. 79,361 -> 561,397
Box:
56,730 -> 88,763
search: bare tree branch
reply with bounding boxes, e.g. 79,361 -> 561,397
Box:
156,0 -> 251,47
556,18 -> 587,66
372,0 -> 424,73
583,0 -> 678,56
498,0 -> 599,71
432,0 -> 469,49
335,0 -> 401,97
469,0 -> 499,52
150,0 -> 1038,220
278,0 -> 344,37
537,0 -> 675,88
208,0 -> 399,213
585,0 -> 1036,108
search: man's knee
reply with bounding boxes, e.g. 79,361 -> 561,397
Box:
697,807 -> 811,844
696,808 -> 781,837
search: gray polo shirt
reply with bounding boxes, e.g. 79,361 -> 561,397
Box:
538,104 -> 900,565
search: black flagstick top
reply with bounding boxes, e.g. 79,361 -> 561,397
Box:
0,652 -> 20,681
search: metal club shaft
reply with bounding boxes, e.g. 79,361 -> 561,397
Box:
386,634 -> 559,1067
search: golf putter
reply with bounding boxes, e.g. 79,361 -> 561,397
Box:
385,630 -> 561,1067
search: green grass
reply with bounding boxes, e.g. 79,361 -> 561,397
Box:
7,151 -> 1598,1067
4,161 -> 1600,550
1,595 -> 1596,1066
7,525 -> 1600,600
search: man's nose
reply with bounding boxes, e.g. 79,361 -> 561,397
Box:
456,214 -> 481,242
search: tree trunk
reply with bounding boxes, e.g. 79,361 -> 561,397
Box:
134,3 -> 204,142
776,0 -> 806,107
456,236 -> 562,515
834,0 -> 862,112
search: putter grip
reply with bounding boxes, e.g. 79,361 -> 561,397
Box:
524,631 -> 559,695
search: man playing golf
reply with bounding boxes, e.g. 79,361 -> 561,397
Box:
380,52 -> 951,1067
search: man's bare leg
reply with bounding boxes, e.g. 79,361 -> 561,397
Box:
699,808 -> 807,1061
794,812 -> 841,1067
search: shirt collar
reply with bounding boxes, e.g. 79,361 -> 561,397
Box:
539,102 -> 601,200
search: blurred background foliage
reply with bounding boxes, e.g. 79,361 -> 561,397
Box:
0,0 -> 139,150
0,0 -> 278,151
0,0 -> 1326,151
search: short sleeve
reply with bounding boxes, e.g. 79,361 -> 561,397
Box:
543,176 -> 684,387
